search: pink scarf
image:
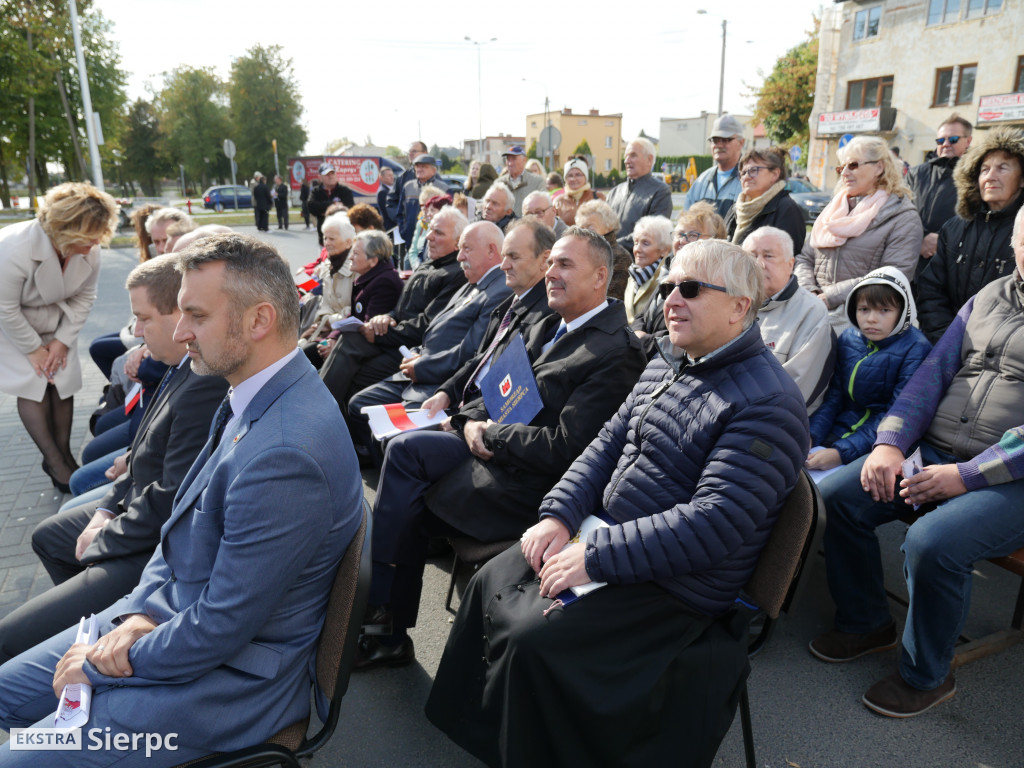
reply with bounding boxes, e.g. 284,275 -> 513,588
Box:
810,189 -> 889,249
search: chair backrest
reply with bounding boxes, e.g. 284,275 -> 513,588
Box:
300,497 -> 373,757
744,470 -> 819,621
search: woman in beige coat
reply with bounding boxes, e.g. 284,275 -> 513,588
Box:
795,136 -> 923,331
624,215 -> 673,323
0,183 -> 117,491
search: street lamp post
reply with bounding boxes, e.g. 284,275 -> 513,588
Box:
697,10 -> 728,117
465,36 -> 497,162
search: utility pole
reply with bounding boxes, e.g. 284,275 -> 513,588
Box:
68,0 -> 104,190
27,28 -> 36,209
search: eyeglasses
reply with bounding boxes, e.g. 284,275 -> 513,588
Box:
740,165 -> 770,178
658,280 -> 729,301
835,160 -> 880,175
709,137 -> 737,146
526,206 -> 551,216
674,230 -> 707,243
935,136 -> 962,145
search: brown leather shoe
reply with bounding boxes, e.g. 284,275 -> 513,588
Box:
808,621 -> 898,662
862,672 -> 956,718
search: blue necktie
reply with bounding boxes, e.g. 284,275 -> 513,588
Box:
551,322 -> 568,345
153,365 -> 178,403
209,396 -> 233,449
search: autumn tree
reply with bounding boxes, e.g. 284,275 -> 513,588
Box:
750,17 -> 819,149
227,45 -> 307,180
121,98 -> 171,196
157,66 -> 231,190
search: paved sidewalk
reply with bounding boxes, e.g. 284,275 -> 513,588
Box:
2,229 -> 1022,767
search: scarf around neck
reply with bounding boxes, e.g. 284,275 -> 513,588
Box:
731,180 -> 786,243
810,189 -> 890,249
565,184 -> 592,201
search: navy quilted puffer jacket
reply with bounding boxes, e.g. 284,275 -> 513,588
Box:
538,323 -> 809,616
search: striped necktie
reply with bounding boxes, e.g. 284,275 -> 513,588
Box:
460,300 -> 517,407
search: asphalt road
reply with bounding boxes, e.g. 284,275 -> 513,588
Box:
1,224 -> 1022,767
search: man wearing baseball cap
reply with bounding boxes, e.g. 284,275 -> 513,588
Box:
684,114 -> 747,219
308,162 -> 355,245
497,145 -> 545,216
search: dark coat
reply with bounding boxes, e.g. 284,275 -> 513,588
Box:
470,163 -> 498,199
274,183 -> 289,213
537,323 -> 808,616
426,301 -> 646,541
253,181 -> 273,212
80,363 -> 228,564
388,250 -> 466,326
809,326 -> 932,465
350,260 -> 404,322
307,181 -> 354,219
376,185 -> 396,231
631,294 -> 668,360
605,172 -> 673,251
436,280 -> 555,407
725,188 -> 807,253
907,155 -> 959,235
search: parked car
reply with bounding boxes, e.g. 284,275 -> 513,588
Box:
202,185 -> 252,211
437,174 -> 467,195
785,177 -> 831,225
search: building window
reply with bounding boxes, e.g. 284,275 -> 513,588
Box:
531,121 -> 537,128
578,119 -> 588,126
605,159 -> 612,171
604,136 -> 612,148
1016,56 -> 1024,93
927,0 -> 960,25
846,76 -> 894,109
853,6 -> 882,40
934,65 -> 977,106
964,0 -> 1001,18
933,68 -> 954,105
604,120 -> 614,126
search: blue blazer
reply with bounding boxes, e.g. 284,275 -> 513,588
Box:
83,352 -> 363,752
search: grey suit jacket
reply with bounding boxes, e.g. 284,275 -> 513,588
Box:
80,361 -> 229,565
402,266 -> 512,400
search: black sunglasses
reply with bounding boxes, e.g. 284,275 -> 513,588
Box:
658,280 -> 729,300
935,136 -> 962,145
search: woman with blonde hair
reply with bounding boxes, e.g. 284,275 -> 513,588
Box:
795,136 -> 922,330
0,182 -> 118,491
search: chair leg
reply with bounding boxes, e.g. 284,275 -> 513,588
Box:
445,553 -> 461,613
740,682 -> 756,768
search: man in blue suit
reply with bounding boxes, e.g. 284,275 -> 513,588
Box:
0,234 -> 363,767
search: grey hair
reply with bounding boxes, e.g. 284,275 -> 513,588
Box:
486,181 -> 515,212
355,229 -> 393,264
322,212 -> 356,241
671,239 -> 764,328
175,233 -> 300,338
628,136 -> 657,167
432,206 -> 469,242
560,226 -> 614,293
575,199 -> 620,236
418,183 -> 446,205
633,215 -> 673,251
523,190 -> 552,211
742,226 -> 794,262
146,207 -> 193,234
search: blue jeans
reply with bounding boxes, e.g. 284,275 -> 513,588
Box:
68,448 -> 123,497
819,443 -> 1024,689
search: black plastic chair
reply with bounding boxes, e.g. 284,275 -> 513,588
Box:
175,498 -> 373,768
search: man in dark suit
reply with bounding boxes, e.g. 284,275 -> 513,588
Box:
252,173 -> 273,232
0,255 -> 228,664
273,174 -> 289,230
0,234 -> 362,764
346,220 -> 512,450
319,206 -> 467,414
356,226 -> 647,669
377,165 -> 397,233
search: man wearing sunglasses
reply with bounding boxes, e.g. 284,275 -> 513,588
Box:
426,238 -> 808,765
908,115 -> 973,266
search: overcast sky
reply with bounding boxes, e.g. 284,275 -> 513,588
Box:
92,0 -> 824,155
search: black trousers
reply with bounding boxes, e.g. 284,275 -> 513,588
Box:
0,502 -> 151,664
275,200 -> 288,229
255,207 -> 270,231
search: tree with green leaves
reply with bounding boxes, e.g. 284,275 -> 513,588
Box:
573,139 -> 592,156
527,139 -> 538,159
228,45 -> 307,180
750,17 -> 818,149
158,65 -> 231,190
121,99 -> 171,196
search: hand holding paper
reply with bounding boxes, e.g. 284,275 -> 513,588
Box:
53,615 -> 98,728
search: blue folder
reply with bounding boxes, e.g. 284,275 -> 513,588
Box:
482,333 -> 543,425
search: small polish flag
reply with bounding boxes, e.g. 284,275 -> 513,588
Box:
124,382 -> 143,414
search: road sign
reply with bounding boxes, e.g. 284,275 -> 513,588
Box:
223,139 -> 237,159
789,146 -> 802,163
538,125 -> 561,156
838,133 -> 854,149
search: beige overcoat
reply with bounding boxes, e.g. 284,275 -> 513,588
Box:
0,219 -> 101,401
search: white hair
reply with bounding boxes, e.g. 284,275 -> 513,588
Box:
486,181 -> 515,212
628,136 -> 657,166
322,212 -> 356,241
671,239 -> 764,328
742,226 -> 794,262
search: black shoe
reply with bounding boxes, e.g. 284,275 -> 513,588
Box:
361,605 -> 393,636
353,635 -> 414,671
41,461 -> 71,494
